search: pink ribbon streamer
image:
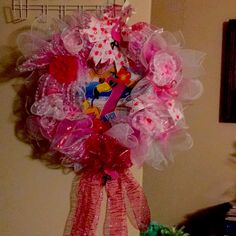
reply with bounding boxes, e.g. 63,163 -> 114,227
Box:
63,133 -> 150,236
104,177 -> 128,236
121,171 -> 151,232
64,172 -> 104,236
65,169 -> 150,236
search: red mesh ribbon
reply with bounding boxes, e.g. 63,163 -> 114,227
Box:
64,172 -> 104,236
103,170 -> 151,235
120,171 -> 151,232
64,134 -> 150,236
104,178 -> 128,236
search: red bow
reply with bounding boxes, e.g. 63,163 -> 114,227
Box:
64,134 -> 150,236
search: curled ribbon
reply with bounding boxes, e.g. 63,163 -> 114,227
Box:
64,134 -> 150,236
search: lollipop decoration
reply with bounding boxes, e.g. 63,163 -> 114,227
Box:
16,1 -> 204,236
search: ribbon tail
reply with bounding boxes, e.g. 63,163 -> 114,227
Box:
120,170 -> 151,232
64,172 -> 103,236
104,178 -> 128,236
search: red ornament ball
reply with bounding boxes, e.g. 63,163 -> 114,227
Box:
49,55 -> 78,84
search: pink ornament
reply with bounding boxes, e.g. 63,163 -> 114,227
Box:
149,51 -> 181,87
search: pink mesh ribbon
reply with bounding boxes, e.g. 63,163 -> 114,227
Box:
64,134 -> 150,236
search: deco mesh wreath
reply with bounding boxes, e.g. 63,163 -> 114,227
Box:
17,2 -> 204,236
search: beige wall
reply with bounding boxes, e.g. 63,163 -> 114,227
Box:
0,0 -> 151,236
143,0 -> 236,226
